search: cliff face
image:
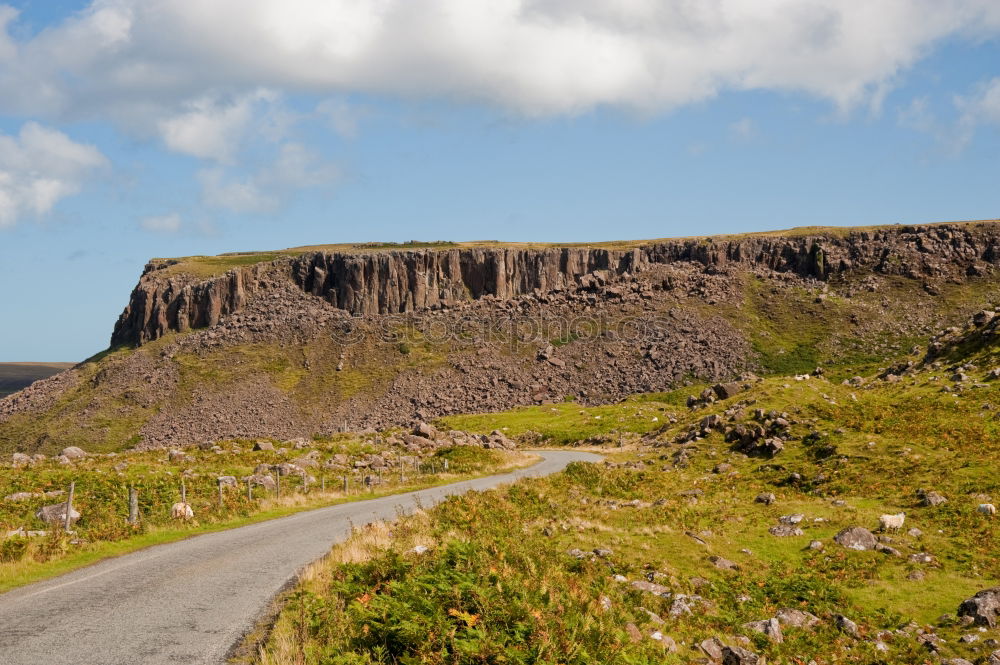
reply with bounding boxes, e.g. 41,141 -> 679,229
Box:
111,223 -> 1000,347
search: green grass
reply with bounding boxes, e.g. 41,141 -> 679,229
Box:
254,336 -> 1000,665
0,446 -> 537,593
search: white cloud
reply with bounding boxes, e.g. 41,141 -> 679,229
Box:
2,1 -> 1000,120
0,122 -> 107,227
139,212 -> 182,233
158,90 -> 277,162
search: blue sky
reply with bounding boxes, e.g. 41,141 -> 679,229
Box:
1,1 -> 999,361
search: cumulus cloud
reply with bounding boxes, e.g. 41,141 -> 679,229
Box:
158,92 -> 264,162
0,122 -> 107,227
139,212 -> 182,233
2,1 -> 1000,120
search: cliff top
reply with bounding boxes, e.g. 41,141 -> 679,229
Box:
151,218 -> 1000,280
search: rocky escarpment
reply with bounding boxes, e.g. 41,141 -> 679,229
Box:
112,223 -> 1000,348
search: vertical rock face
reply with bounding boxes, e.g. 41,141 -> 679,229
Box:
110,223 -> 1000,347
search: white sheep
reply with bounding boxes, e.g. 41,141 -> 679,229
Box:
171,502 -> 194,520
878,512 -> 905,532
978,503 -> 996,516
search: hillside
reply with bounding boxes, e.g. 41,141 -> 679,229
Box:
0,364 -> 75,398
251,306 -> 1000,665
2,221 -> 1000,455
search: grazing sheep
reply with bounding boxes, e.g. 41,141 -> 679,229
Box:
978,503 -> 996,516
171,502 -> 194,520
878,512 -> 906,532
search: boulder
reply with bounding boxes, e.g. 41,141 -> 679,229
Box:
631,580 -> 670,596
713,382 -> 743,400
709,555 -> 740,571
776,607 -> 820,628
253,441 -> 275,452
835,614 -> 860,637
413,422 -> 438,439
245,474 -> 277,491
755,492 -> 776,505
60,446 -> 87,460
4,492 -> 37,502
36,503 -> 80,527
698,637 -> 726,662
216,476 -> 237,487
290,456 -> 319,469
743,617 -> 783,643
958,588 -> 1000,627
918,489 -> 948,506
722,645 -> 765,664
11,452 -> 31,468
768,525 -> 804,537
834,526 -> 877,551
483,430 -> 516,450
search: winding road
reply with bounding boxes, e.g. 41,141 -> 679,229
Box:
0,450 -> 599,665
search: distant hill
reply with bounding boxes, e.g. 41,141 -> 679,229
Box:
0,363 -> 75,397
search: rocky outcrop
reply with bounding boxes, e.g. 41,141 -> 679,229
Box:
111,223 -> 1000,347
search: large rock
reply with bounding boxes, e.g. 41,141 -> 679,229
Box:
11,452 -> 31,468
35,503 -> 80,527
834,527 -> 877,551
413,422 -> 438,439
918,489 -> 948,507
244,474 -> 277,491
60,446 -> 87,460
775,607 -> 820,629
713,382 -> 743,400
722,645 -> 765,664
958,588 -> 1000,627
743,618 -> 783,643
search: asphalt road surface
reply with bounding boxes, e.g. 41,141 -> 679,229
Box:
0,450 -> 599,665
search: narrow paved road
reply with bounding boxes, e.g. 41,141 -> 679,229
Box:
0,450 -> 599,665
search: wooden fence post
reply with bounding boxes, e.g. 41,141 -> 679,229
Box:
181,480 -> 186,504
276,473 -> 281,498
301,470 -> 308,495
321,476 -> 325,492
247,478 -> 253,501
63,481 -> 75,531
217,478 -> 224,508
343,475 -> 348,494
128,487 -> 139,525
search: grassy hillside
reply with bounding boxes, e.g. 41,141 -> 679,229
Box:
251,316 -> 1000,664
3,269 -> 998,456
0,363 -> 74,397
